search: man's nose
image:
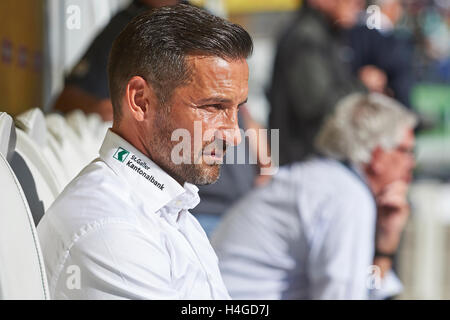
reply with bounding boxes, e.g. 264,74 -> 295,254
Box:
218,112 -> 241,146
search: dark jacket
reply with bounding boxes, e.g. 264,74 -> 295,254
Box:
267,6 -> 365,165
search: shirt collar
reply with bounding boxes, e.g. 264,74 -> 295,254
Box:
340,160 -> 375,198
99,130 -> 200,215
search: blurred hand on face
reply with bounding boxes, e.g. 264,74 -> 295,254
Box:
375,180 -> 410,253
358,65 -> 388,94
366,128 -> 415,254
376,181 -> 410,230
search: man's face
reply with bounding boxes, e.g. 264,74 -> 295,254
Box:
371,128 -> 416,189
146,56 -> 249,185
312,0 -> 363,29
333,0 -> 364,28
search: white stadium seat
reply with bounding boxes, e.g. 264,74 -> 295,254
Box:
65,110 -> 110,164
0,107 -> 108,299
12,109 -> 63,221
0,112 -> 49,300
0,112 -> 15,163
15,109 -> 69,187
9,108 -> 109,225
45,112 -> 95,182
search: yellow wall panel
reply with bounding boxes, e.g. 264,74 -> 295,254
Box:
0,0 -> 44,116
190,0 -> 302,13
226,0 -> 301,13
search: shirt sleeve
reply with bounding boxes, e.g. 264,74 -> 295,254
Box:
306,195 -> 375,299
53,222 -> 179,300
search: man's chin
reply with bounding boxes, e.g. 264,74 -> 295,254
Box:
186,163 -> 221,186
199,164 -> 222,185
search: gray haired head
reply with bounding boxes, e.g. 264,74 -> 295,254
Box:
315,92 -> 418,164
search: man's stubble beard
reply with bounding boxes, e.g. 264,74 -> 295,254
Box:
148,108 -> 222,186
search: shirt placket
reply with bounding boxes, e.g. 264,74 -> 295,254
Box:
176,210 -> 217,299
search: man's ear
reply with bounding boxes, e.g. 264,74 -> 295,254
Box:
125,76 -> 152,122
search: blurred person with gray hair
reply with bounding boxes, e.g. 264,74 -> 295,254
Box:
212,93 -> 417,299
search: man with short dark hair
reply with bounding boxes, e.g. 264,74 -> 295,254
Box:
38,4 -> 252,299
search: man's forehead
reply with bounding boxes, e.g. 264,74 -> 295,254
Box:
181,55 -> 249,100
186,55 -> 248,77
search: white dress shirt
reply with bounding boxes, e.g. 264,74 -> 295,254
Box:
38,130 -> 230,300
212,158 -> 402,300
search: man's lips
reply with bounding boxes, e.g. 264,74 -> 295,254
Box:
202,148 -> 226,160
201,139 -> 227,162
203,151 -> 224,158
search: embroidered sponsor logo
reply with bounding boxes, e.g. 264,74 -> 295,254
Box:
114,148 -> 164,191
113,147 -> 130,162
126,160 -> 164,191
130,155 -> 150,170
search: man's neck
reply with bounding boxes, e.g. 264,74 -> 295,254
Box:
111,124 -> 146,156
111,125 -> 187,187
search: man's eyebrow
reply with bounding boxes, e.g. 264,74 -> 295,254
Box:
239,98 -> 248,106
197,97 -> 232,105
197,97 -> 248,105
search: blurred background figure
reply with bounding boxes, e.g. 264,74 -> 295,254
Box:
268,0 -> 417,166
267,0 -> 367,165
350,0 -> 414,107
370,0 -> 405,33
212,93 -> 417,299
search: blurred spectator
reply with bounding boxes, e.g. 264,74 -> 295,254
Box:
267,0 -> 368,165
347,0 -> 415,107
372,0 -> 405,33
404,0 -> 450,82
212,93 -> 417,299
52,0 -> 180,121
268,0 -> 418,165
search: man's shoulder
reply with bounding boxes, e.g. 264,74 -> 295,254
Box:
279,159 -> 376,238
59,158 -> 133,205
291,158 -> 372,201
39,159 -> 142,238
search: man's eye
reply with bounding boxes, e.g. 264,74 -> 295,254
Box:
202,104 -> 223,110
